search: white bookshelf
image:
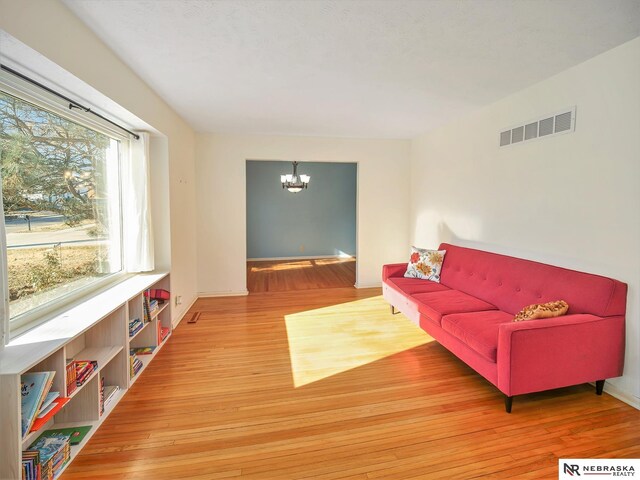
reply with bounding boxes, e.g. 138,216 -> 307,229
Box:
0,272 -> 171,480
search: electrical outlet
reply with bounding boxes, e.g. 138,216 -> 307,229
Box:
175,295 -> 182,306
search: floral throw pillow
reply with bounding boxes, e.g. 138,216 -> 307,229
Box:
404,247 -> 447,282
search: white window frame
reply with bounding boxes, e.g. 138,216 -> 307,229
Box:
0,72 -> 132,338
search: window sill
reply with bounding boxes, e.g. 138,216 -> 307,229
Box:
9,272 -> 131,337
0,271 -> 169,375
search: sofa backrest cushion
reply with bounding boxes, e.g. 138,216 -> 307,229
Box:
438,243 -> 627,317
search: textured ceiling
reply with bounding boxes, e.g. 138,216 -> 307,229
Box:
62,0 -> 640,138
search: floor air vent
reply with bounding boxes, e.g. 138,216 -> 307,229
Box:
500,107 -> 576,147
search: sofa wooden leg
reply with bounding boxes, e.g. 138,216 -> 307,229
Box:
596,379 -> 605,395
504,395 -> 513,413
390,305 -> 399,315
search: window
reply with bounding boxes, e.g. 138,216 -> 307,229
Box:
0,88 -> 125,328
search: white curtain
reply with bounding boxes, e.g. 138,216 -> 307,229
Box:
122,132 -> 155,273
0,174 -> 9,347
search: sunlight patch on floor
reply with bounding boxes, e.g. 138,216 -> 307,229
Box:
314,257 -> 354,266
250,260 -> 314,272
284,295 -> 433,387
249,257 -> 355,273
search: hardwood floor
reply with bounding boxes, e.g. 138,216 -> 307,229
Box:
247,257 -> 356,292
63,288 -> 640,479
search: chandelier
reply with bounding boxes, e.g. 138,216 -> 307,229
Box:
280,161 -> 310,193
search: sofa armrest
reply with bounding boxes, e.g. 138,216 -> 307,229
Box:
497,314 -> 625,396
382,263 -> 407,282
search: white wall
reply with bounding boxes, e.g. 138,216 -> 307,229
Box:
196,134 -> 410,295
0,0 -> 199,325
410,38 -> 640,404
149,137 -> 171,271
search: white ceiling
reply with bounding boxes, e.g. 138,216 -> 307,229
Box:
62,0 -> 640,139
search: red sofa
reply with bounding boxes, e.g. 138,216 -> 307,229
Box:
383,243 -> 627,412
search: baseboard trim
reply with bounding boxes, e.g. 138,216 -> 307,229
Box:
248,255 -> 355,261
198,290 -> 249,298
355,282 -> 381,289
172,295 -> 198,328
597,381 -> 640,410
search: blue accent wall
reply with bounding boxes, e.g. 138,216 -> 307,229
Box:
246,161 -> 356,258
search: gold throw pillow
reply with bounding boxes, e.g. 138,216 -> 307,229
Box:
513,300 -> 569,322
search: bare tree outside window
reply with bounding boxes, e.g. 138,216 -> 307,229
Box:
0,90 -> 122,320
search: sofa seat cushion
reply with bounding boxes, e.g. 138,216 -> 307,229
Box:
441,310 -> 514,362
412,290 -> 497,325
386,277 -> 451,296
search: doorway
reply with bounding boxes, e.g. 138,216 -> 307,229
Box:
246,160 -> 357,293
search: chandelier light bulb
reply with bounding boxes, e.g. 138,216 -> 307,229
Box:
280,161 -> 310,193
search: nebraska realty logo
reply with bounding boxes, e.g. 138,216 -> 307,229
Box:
560,459 -> 639,478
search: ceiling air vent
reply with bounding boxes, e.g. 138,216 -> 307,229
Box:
499,107 -> 576,147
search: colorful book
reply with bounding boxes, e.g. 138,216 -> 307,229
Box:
36,396 -> 61,419
129,321 -> 144,338
143,294 -> 152,322
160,327 -> 170,342
129,354 -> 144,378
130,346 -> 155,355
35,426 -> 92,446
38,391 -> 60,415
65,360 -> 77,396
28,434 -> 70,479
133,359 -> 143,372
21,372 -> 55,438
100,376 -> 105,415
74,360 -> 98,386
29,397 -> 70,433
149,299 -> 159,317
21,450 -> 41,480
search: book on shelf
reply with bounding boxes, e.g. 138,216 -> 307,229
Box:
143,293 -> 152,323
74,360 -> 98,387
159,326 -> 170,343
130,346 -> 156,355
149,298 -> 159,317
34,426 -> 92,446
64,359 -> 98,396
29,397 -> 70,433
129,353 -> 143,378
131,361 -> 143,377
100,376 -> 105,415
65,360 -> 77,396
20,371 -> 55,438
38,391 -> 60,416
27,433 -> 71,480
103,385 -> 120,410
21,449 -> 41,480
129,317 -> 144,337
